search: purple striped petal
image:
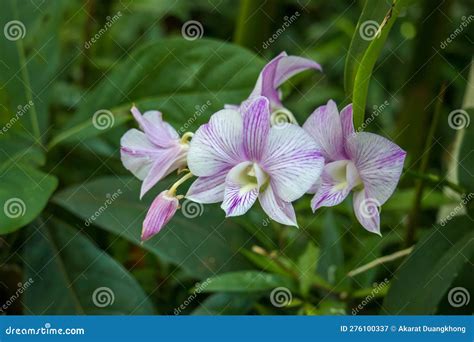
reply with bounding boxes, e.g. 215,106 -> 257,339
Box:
340,104 -> 355,142
346,132 -> 406,205
140,146 -> 185,199
186,169 -> 228,204
259,185 -> 297,227
310,160 -> 359,210
142,191 -> 179,241
353,190 -> 381,235
262,125 -> 324,202
249,52 -> 322,109
131,106 -> 178,148
303,100 -> 346,161
120,128 -> 157,181
242,96 -> 271,161
188,109 -> 244,177
221,162 -> 262,217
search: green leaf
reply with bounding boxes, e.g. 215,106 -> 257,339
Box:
203,271 -> 297,293
297,242 -> 320,297
0,0 -> 66,140
23,219 -> 154,314
457,107 -> 474,192
191,293 -> 258,315
240,249 -> 290,277
52,176 -> 253,279
344,0 -> 416,128
49,38 -> 264,148
0,164 -> 57,234
383,216 -> 474,314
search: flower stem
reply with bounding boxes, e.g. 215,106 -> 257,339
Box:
169,172 -> 194,196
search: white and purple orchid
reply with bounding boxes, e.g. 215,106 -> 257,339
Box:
119,53 -> 407,241
303,100 -> 406,235
120,106 -> 190,199
186,96 -> 324,226
227,52 -> 322,126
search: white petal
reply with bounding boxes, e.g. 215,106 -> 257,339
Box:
311,160 -> 356,210
188,109 -> 244,177
186,169 -> 228,204
262,125 -> 324,202
120,128 -> 156,180
346,132 -> 406,204
353,190 -> 381,235
259,185 -> 297,226
221,162 -> 259,217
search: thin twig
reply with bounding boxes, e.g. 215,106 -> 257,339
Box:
347,246 -> 414,277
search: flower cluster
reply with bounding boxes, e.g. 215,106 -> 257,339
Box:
120,52 -> 406,241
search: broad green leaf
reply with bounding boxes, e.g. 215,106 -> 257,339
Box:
383,216 -> 474,314
53,176 -> 253,279
192,293 -> 258,315
0,0 -> 66,140
344,0 -> 416,128
203,271 -> 297,293
49,38 -> 264,148
23,219 -> 154,314
0,164 -> 57,234
297,242 -> 319,297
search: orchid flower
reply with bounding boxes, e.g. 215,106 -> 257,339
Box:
227,52 -> 322,126
120,106 -> 191,198
303,100 -> 406,235
186,96 -> 324,226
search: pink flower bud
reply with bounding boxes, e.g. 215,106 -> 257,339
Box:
141,190 -> 179,241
